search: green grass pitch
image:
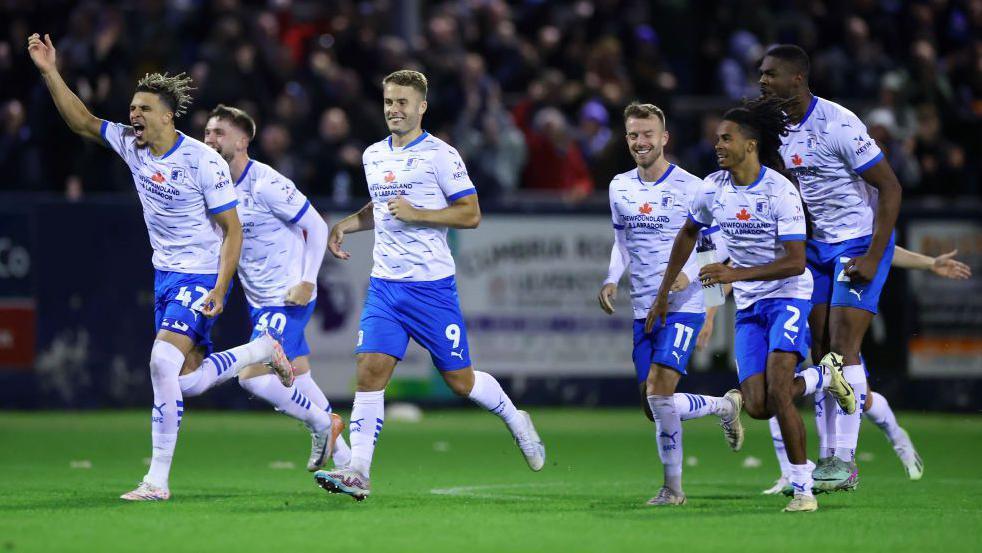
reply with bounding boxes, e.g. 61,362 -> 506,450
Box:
1,409 -> 979,552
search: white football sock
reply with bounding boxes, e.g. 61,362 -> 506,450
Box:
293,371 -> 350,465
178,336 -> 277,397
834,364 -> 867,462
348,390 -> 385,477
864,391 -> 902,445
468,370 -> 524,435
648,395 -> 683,493
239,373 -> 330,432
672,393 -> 732,421
789,461 -> 815,497
295,372 -> 330,411
796,365 -> 828,396
146,340 -> 185,489
769,416 -> 792,478
814,390 -> 836,459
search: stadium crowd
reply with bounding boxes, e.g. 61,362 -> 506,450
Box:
1,0 -> 978,201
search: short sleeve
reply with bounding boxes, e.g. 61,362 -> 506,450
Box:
828,114 -> 884,174
435,146 -> 476,202
609,180 -> 624,230
687,180 -> 716,228
199,154 -> 237,214
100,120 -> 134,163
776,186 -> 808,242
256,175 -> 311,224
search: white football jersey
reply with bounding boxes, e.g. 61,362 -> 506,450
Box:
780,96 -> 884,243
609,164 -> 720,318
101,121 -> 237,273
689,167 -> 813,310
362,132 -> 476,281
234,159 -> 314,308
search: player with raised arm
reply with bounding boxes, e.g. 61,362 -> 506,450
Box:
759,246 -> 972,493
173,104 -> 348,471
313,70 -> 545,500
597,102 -> 743,507
651,96 -> 853,512
28,34 -> 293,501
760,44 -> 903,492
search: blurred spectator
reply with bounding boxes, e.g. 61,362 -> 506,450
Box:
521,107 -> 593,201
0,1 -> 975,201
683,113 -> 723,178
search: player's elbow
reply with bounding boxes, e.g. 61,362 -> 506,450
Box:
461,208 -> 481,229
785,254 -> 806,276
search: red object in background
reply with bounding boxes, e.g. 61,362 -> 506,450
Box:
0,299 -> 35,369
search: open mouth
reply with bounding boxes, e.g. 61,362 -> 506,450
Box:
132,123 -> 145,139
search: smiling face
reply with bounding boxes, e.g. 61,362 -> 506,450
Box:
203,116 -> 249,162
625,115 -> 668,170
714,119 -> 755,170
383,83 -> 426,136
129,91 -> 174,148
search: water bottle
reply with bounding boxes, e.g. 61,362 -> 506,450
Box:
695,238 -> 726,307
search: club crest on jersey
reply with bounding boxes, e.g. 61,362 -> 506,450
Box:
806,134 -> 818,149
755,199 -> 768,214
660,192 -> 674,208
405,157 -> 419,169
170,168 -> 186,183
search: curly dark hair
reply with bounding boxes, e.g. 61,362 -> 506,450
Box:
722,96 -> 793,177
135,72 -> 195,118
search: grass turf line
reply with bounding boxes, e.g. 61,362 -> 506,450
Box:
0,410 -> 979,553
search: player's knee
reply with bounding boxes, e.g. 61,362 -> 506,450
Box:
765,384 -> 793,414
743,398 -> 769,420
442,370 -> 474,397
149,340 -> 184,382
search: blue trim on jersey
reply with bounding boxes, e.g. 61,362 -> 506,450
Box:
779,234 -> 807,242
705,225 -> 720,234
796,96 -> 819,128
637,164 -> 675,186
687,212 -> 709,228
155,133 -> 185,160
289,200 -> 311,224
387,130 -> 430,151
447,188 -> 476,202
99,120 -> 109,144
207,199 -> 238,215
854,151 -> 884,174
613,223 -> 625,230
743,166 -> 767,190
235,160 -> 254,185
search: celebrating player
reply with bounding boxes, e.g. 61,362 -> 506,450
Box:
760,246 -> 972,493
598,102 -> 743,506
760,44 -> 904,492
313,70 -> 545,500
28,34 -> 293,501
172,104 -> 348,471
652,96 -> 852,512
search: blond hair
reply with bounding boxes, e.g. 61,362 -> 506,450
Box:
382,70 -> 428,98
623,102 -> 666,127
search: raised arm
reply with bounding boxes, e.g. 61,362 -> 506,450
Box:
387,193 -> 481,229
27,33 -> 102,141
328,201 -> 375,260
